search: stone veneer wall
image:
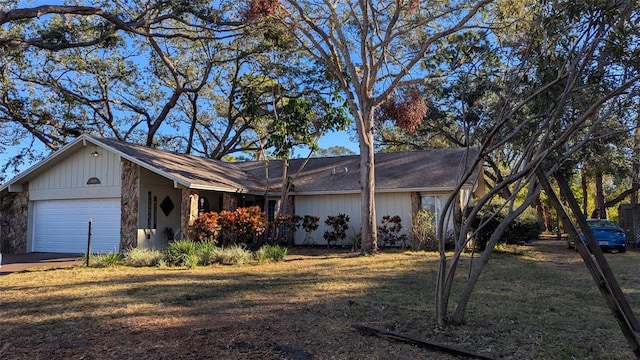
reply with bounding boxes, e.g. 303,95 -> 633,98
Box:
181,188 -> 199,238
0,184 -> 29,253
120,159 -> 139,252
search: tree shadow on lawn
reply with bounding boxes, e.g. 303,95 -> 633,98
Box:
1,255 -> 449,359
1,243 -> 638,359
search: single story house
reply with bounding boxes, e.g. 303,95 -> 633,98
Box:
0,134 -> 483,253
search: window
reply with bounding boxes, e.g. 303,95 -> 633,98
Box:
420,195 -> 441,234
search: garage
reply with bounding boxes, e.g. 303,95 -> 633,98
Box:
32,198 -> 121,253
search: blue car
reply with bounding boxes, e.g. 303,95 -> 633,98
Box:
579,219 -> 627,253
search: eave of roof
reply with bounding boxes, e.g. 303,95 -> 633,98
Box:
1,135 -> 480,197
90,136 -> 264,193
0,135 -> 266,195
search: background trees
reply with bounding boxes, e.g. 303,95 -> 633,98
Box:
0,1 -> 334,180
431,0 -> 640,326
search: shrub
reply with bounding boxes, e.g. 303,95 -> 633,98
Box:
123,248 -> 163,267
218,206 -> 268,245
410,210 -> 437,251
190,212 -> 220,242
255,244 -> 288,263
265,214 -> 295,244
469,204 -> 544,251
323,213 -> 350,247
85,252 -> 121,267
378,215 -> 408,248
164,239 -> 198,268
504,207 -> 545,245
215,244 -> 254,265
195,240 -> 218,266
300,215 -> 320,245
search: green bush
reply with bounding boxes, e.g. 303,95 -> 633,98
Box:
85,252 -> 121,267
469,204 -> 544,250
123,248 -> 163,267
164,239 -> 198,268
255,244 -> 288,263
195,240 -> 218,265
504,207 -> 544,245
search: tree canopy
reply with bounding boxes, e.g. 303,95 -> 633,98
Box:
0,0 -> 338,180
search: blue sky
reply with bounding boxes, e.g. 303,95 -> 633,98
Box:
318,130 -> 359,153
0,1 -> 361,182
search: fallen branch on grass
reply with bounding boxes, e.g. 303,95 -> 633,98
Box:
352,324 -> 494,360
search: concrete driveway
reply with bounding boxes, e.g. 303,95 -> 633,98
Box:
0,253 -> 82,276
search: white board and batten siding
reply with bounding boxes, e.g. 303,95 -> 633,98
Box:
28,147 -> 122,253
293,192 -> 412,245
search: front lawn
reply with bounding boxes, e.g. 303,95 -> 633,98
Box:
1,241 -> 638,359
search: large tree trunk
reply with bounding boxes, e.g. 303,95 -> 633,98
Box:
357,109 -> 379,254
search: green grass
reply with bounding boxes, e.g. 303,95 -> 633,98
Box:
0,241 -> 639,359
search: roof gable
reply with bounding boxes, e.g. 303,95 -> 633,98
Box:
92,137 -> 263,192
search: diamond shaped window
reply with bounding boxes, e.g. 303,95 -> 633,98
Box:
160,196 -> 175,216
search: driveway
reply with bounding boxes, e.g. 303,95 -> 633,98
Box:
0,253 -> 82,276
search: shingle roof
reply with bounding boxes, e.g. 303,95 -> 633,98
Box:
1,134 -> 480,195
235,148 -> 479,194
91,137 -> 264,192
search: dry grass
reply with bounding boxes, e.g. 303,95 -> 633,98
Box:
1,241 -> 639,359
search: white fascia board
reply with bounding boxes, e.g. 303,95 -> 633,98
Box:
190,184 -> 264,196
188,184 -> 245,192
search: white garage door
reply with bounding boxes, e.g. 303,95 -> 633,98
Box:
33,199 -> 121,253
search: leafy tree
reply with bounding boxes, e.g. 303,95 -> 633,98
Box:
275,0 -> 493,254
0,1 -> 339,181
266,95 -> 349,217
0,1 -> 250,173
314,146 -> 356,158
578,116 -> 636,219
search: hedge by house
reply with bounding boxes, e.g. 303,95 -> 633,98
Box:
468,204 -> 544,250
